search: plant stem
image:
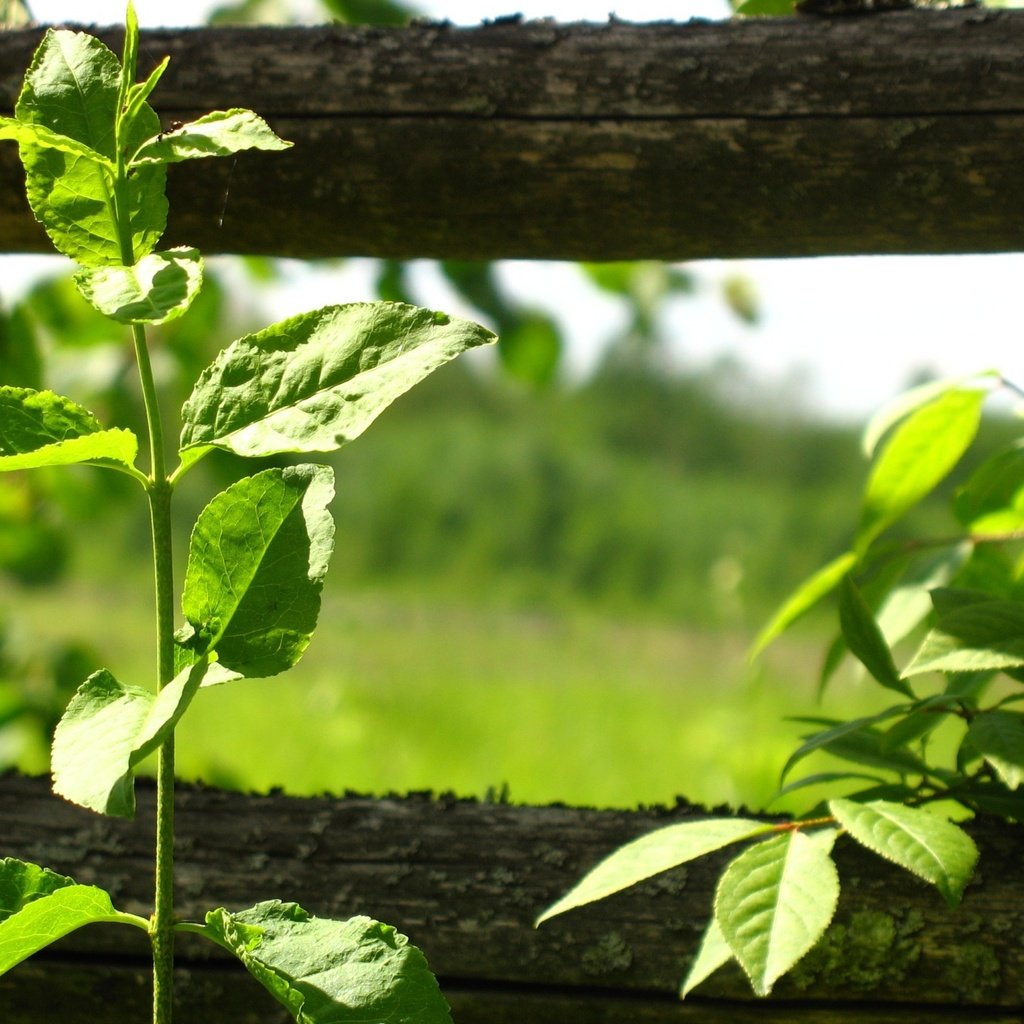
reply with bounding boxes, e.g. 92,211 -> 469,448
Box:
148,477 -> 176,1024
114,132 -> 178,1023
131,317 -> 177,1024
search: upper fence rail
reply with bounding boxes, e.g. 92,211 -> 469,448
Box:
1,9 -> 1022,261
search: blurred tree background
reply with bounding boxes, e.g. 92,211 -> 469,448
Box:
2,0 -> 1014,809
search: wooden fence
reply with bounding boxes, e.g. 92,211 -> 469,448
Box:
1,10 -> 1024,259
2,775 -> 1024,1022
3,9 -> 1024,1022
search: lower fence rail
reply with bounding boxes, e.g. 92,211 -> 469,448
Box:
2,774 -> 1022,1021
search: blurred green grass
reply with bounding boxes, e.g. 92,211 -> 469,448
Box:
6,352 -> 982,814
8,575 -> 887,812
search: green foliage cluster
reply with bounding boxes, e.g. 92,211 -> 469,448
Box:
1,260 -> 859,629
540,371 -> 1024,996
0,10 -> 491,1023
323,359 -> 865,622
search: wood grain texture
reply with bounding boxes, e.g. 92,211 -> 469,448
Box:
0,11 -> 1022,259
2,774 -> 1024,1021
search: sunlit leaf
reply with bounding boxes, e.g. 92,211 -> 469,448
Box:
74,247 -> 203,325
874,543 -> 971,649
715,830 -> 839,996
861,371 -> 996,458
116,5 -> 170,142
680,918 -> 733,998
751,551 -> 856,657
966,710 -> 1024,790
536,818 -> 771,925
122,58 -> 171,132
0,387 -> 138,473
857,389 -> 986,550
130,108 -> 291,165
0,871 -> 143,975
838,577 -> 913,696
15,29 -> 166,266
51,663 -> 205,817
201,902 -> 452,1024
0,859 -> 74,924
905,593 -> 1024,676
180,465 -> 335,678
954,442 -> 1024,532
180,303 -> 495,461
829,798 -> 977,907
0,117 -> 113,166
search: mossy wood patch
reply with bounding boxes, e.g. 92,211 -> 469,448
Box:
1,11 -> 1024,260
1,775 -> 1022,1021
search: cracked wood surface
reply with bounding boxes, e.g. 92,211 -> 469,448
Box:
0,10 -> 1022,260
2,774 -> 1024,1021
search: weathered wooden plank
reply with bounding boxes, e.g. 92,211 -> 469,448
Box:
0,11 -> 1022,259
8,957 -> 1022,1023
2,773 -> 1024,1022
6,957 -> 1024,1023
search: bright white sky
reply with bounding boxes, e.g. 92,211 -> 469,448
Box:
9,0 -> 1023,420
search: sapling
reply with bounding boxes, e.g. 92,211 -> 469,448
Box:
0,8 -> 494,1023
538,371 -> 1024,997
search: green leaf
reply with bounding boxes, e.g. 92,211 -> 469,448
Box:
180,465 -> 335,677
118,1 -> 140,111
879,707 -> 945,753
812,721 -> 932,778
0,876 -> 144,975
201,903 -> 452,1024
773,771 -> 885,802
817,632 -> 848,698
0,116 -> 114,166
122,58 -> 170,132
714,830 -> 839,996
874,543 -> 971,649
905,593 -> 1024,676
751,551 -> 856,658
130,108 -> 292,165
838,577 -> 913,697
954,442 -> 1024,532
74,247 -> 203,325
324,0 -> 417,26
861,372 -> 996,458
680,918 -> 733,998
535,818 -> 772,925
0,0 -> 32,26
51,663 -> 205,816
857,388 -> 986,550
496,313 -> 561,387
179,303 -> 496,460
734,0 -> 795,13
829,798 -> 978,907
966,711 -> 1024,790
0,387 -> 138,473
15,29 -> 167,265
781,708 -> 910,781
0,859 -> 74,923
117,4 -> 168,136
958,780 -> 1024,820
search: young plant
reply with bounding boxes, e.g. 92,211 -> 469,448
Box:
0,8 -> 494,1023
538,370 -> 1024,997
